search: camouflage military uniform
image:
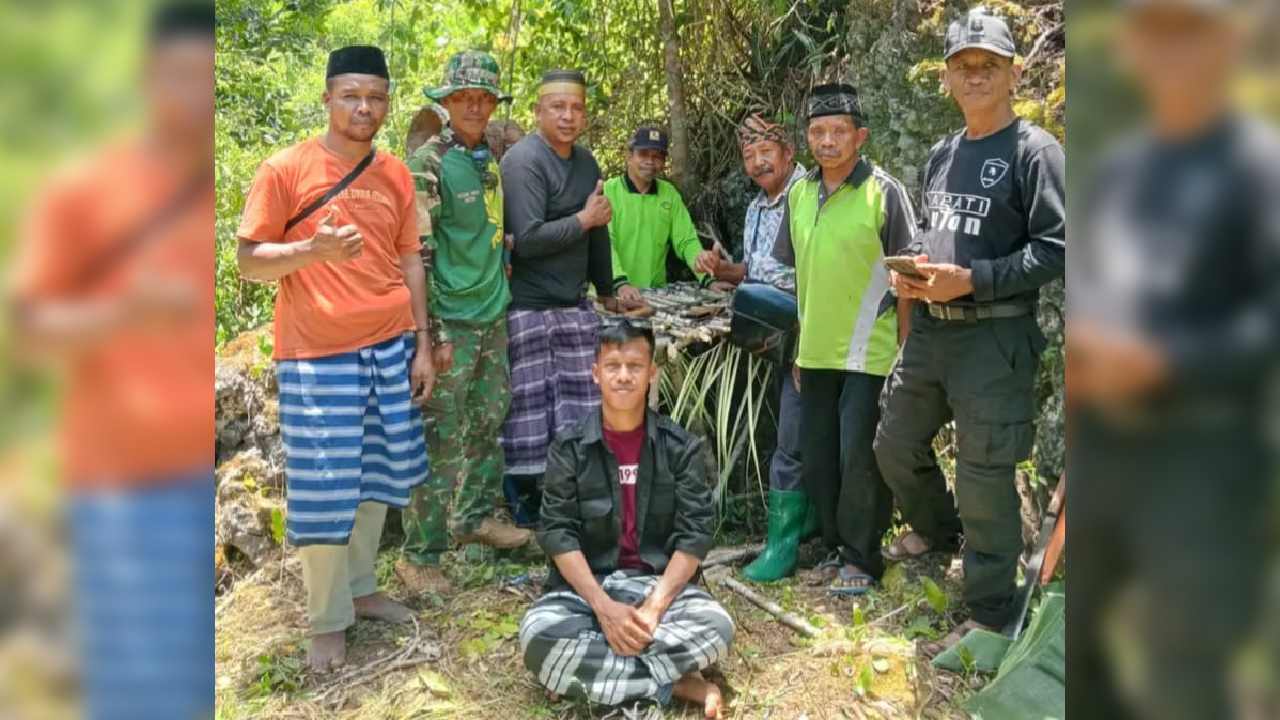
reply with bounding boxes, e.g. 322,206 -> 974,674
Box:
401,57 -> 514,564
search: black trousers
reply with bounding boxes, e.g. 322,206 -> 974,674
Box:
874,310 -> 1043,627
799,368 -> 892,579
1069,410 -> 1270,720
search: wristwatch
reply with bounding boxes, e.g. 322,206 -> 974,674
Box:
428,316 -> 450,347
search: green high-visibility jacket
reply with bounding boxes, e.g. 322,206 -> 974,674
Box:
773,160 -> 917,375
604,175 -> 705,289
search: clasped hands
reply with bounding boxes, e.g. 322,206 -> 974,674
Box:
595,594 -> 667,657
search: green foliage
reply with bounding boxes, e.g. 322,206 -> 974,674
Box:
855,661 -> 874,696
269,507 -> 286,545
658,341 -> 774,527
905,615 -> 938,641
922,576 -> 950,615
459,610 -> 520,657
250,652 -> 304,697
445,555 -> 532,590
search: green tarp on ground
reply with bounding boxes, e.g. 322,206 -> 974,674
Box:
964,584 -> 1066,720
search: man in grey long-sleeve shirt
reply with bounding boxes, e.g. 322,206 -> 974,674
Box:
500,117 -> 616,309
872,9 -> 1065,654
499,69 -> 623,524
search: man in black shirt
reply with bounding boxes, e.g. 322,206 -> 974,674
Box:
873,8 -> 1065,652
1068,2 -> 1279,718
499,70 -> 626,524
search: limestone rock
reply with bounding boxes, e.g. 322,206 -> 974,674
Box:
214,325 -> 281,468
215,460 -> 284,569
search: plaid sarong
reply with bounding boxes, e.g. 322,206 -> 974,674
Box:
276,333 -> 429,546
519,572 -> 735,706
501,303 -> 602,475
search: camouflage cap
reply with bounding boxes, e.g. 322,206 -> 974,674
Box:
425,50 -> 512,103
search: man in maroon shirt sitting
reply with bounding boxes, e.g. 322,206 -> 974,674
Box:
518,320 -> 734,718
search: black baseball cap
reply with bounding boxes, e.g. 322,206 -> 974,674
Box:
944,8 -> 1017,60
629,126 -> 669,153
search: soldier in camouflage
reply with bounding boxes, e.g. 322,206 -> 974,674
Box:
398,51 -> 531,595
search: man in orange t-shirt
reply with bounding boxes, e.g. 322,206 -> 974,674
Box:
8,5 -> 216,719
237,44 -> 436,672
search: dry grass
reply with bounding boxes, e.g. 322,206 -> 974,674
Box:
216,538 -> 979,719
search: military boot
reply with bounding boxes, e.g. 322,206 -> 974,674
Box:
454,517 -> 534,549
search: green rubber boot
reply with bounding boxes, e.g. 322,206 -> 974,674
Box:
801,498 -> 820,540
743,489 -> 809,582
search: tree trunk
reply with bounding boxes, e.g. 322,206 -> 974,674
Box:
658,0 -> 696,196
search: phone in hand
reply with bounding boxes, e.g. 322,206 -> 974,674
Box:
883,255 -> 928,280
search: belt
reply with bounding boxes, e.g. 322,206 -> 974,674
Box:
926,302 -> 1031,322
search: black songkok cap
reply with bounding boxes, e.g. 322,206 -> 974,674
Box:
149,1 -> 214,44
540,69 -> 587,86
538,69 -> 587,98
326,45 -> 390,81
807,83 -> 864,123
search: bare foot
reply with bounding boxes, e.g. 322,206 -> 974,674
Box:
353,592 -> 414,624
672,671 -> 724,719
308,630 -> 346,673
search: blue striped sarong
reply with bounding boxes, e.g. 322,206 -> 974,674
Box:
70,470 -> 214,720
276,333 -> 429,546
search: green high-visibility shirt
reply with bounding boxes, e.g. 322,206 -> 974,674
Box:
603,175 -> 705,289
771,159 -> 917,375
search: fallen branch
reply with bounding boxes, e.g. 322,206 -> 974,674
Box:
809,637 -> 916,659
702,543 -> 763,569
716,575 -> 819,638
867,600 -> 915,628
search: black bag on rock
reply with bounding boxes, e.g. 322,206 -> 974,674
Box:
728,282 -> 798,366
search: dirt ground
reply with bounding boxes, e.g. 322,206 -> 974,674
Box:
215,536 -> 986,719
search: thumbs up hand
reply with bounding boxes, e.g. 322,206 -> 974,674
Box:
576,179 -> 613,230
311,205 -> 363,262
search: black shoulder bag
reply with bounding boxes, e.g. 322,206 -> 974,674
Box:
283,149 -> 376,233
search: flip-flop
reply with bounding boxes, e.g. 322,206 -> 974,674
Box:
883,531 -> 932,562
806,554 -> 843,586
829,564 -> 876,597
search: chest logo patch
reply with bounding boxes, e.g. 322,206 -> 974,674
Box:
980,158 -> 1010,189
619,465 -> 638,486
